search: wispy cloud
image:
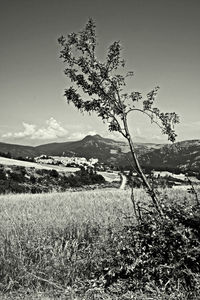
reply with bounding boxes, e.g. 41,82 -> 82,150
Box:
2,118 -> 68,140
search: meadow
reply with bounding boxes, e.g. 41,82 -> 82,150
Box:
0,188 -> 199,299
0,156 -> 79,173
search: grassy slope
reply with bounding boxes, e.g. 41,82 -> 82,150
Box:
0,189 -> 198,299
0,156 -> 79,173
0,156 -> 121,184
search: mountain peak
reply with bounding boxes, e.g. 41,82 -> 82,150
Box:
82,134 -> 103,141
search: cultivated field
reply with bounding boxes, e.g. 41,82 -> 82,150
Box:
0,156 -> 79,173
0,188 -> 199,299
97,171 -> 120,183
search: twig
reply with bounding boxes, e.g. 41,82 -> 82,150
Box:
137,203 -> 142,222
26,272 -> 65,291
186,174 -> 200,207
130,186 -> 139,223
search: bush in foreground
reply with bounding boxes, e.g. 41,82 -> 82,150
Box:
100,201 -> 200,298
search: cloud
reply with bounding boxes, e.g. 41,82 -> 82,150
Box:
2,118 -> 68,140
135,127 -> 142,136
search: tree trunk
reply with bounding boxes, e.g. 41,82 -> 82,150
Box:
123,118 -> 164,217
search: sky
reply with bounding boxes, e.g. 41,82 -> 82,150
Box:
0,0 -> 200,145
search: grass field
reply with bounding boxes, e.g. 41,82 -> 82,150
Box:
0,156 -> 79,173
0,188 -> 199,299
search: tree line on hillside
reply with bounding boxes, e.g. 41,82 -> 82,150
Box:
0,151 -> 12,159
0,151 -> 34,162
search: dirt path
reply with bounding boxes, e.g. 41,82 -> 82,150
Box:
120,174 -> 127,189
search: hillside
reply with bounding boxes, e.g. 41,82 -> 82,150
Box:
0,134 -> 163,162
0,162 -> 106,194
0,142 -> 37,158
0,135 -> 200,171
139,140 -> 200,171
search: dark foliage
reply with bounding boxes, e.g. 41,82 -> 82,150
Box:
97,200 -> 200,297
126,171 -> 143,188
59,168 -> 105,189
0,168 -> 6,180
9,172 -> 25,183
49,169 -> 59,178
0,165 -> 105,194
0,151 -> 11,159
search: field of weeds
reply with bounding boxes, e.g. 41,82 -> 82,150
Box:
0,188 -> 199,299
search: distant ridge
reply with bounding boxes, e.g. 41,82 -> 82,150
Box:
0,142 -> 37,158
0,135 -> 200,171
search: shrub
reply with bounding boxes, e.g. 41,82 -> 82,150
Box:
49,169 -> 59,178
30,175 -> 36,184
14,166 -> 26,176
0,168 -> 6,181
0,151 -> 11,158
99,200 -> 200,297
35,169 -> 50,176
9,172 -> 25,183
76,168 -> 105,186
8,180 -> 27,193
30,186 -> 43,194
0,179 -> 7,194
127,172 -> 143,188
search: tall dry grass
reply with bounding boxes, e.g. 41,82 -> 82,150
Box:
0,188 -> 199,299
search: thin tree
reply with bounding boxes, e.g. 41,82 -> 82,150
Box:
58,19 -> 179,216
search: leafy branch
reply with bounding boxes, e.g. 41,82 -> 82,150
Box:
58,19 -> 180,217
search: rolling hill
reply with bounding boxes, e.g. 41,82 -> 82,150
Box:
0,135 -> 200,171
139,140 -> 200,171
